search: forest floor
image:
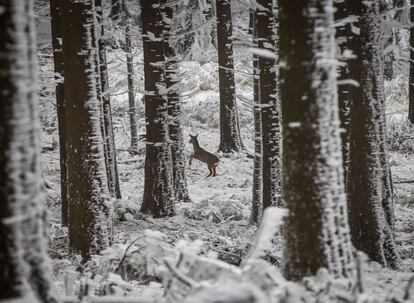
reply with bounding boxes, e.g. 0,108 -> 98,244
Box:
38,47 -> 414,299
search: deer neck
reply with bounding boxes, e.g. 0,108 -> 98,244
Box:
191,140 -> 200,150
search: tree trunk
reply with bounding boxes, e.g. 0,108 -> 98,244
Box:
280,0 -> 355,280
61,0 -> 112,261
347,0 -> 400,269
334,0 -> 352,183
50,0 -> 68,227
216,0 -> 243,153
256,0 -> 282,209
0,1 -> 58,302
125,20 -> 139,151
249,9 -> 262,224
140,0 -> 175,218
409,0 -> 414,123
96,0 -> 122,200
164,4 -> 191,203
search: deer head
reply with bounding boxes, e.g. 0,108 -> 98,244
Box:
189,134 -> 199,145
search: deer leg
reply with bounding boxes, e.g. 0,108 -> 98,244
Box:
213,166 -> 217,177
206,166 -> 213,178
189,155 -> 193,167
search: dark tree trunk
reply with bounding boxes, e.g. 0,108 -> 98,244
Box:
216,0 -> 243,153
61,0 -> 112,261
334,0 -> 352,183
256,0 -> 282,209
140,0 -> 175,218
280,0 -> 355,280
347,0 -> 400,269
164,4 -> 191,203
50,0 -> 68,227
409,0 -> 414,123
249,9 -> 262,224
125,20 -> 139,151
96,0 -> 122,200
0,1 -> 58,302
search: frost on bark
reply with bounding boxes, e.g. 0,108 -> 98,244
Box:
61,0 -> 112,261
0,0 -> 58,302
256,0 -> 282,209
347,0 -> 400,269
96,0 -> 122,200
279,0 -> 355,280
409,0 -> 414,123
334,0 -> 352,183
125,20 -> 139,151
140,0 -> 175,218
249,10 -> 262,224
164,4 -> 191,203
216,0 -> 244,153
49,0 -> 68,226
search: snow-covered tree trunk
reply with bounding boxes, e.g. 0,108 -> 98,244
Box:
0,0 -> 59,301
140,0 -> 175,218
256,0 -> 282,209
347,0 -> 400,269
279,0 -> 355,280
61,0 -> 112,261
125,20 -> 139,151
96,0 -> 122,200
334,0 -> 352,183
249,9 -> 262,224
49,0 -> 68,227
216,0 -> 243,153
409,0 -> 414,123
164,3 -> 191,203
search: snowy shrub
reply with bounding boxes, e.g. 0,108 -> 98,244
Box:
385,75 -> 408,110
387,116 -> 414,152
180,197 -> 248,222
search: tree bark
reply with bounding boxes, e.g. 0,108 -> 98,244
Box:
125,20 -> 139,151
165,4 -> 191,203
216,0 -> 243,153
140,0 -> 175,218
0,1 -> 59,301
96,0 -> 122,200
50,0 -> 68,227
334,0 -> 352,184
249,9 -> 262,224
347,0 -> 400,269
256,0 -> 282,209
409,0 -> 414,123
61,0 -> 112,261
280,0 -> 355,280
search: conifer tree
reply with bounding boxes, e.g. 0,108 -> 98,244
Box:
216,0 -> 243,153
347,0 -> 400,269
50,0 -> 68,226
140,0 -> 175,217
0,0 -> 58,301
61,0 -> 112,260
280,0 -> 355,280
256,0 -> 282,209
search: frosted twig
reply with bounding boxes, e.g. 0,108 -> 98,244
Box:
164,260 -> 199,289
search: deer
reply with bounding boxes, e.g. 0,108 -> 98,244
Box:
189,134 -> 220,177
